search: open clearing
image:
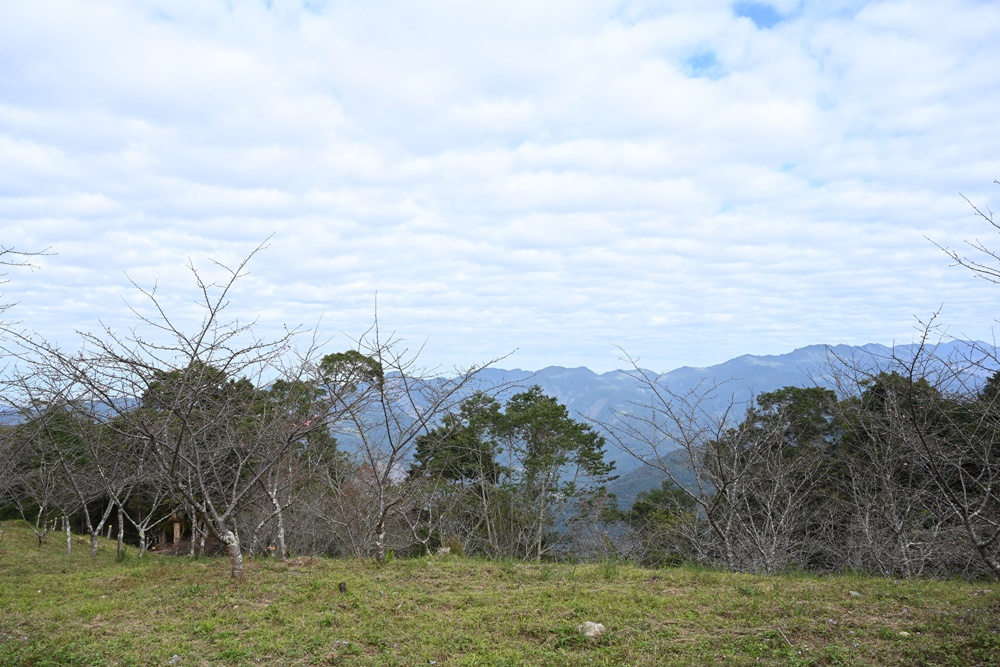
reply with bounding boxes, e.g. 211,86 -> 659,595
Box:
0,521 -> 997,666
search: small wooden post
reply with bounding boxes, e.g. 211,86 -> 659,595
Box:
172,514 -> 182,545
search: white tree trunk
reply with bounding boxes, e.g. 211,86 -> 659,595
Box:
374,516 -> 386,564
265,484 -> 289,561
116,504 -> 125,561
221,529 -> 243,579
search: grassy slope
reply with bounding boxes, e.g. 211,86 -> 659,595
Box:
0,521 -> 997,667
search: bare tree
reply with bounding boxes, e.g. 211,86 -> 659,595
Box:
599,360 -> 741,569
26,397 -> 128,559
889,338 -> 997,576
601,355 -> 832,573
5,426 -> 70,547
827,350 -> 941,576
937,182 -> 1000,285
318,323 -> 496,564
4,249 -> 359,578
0,246 -> 51,500
930,185 -> 1000,576
823,322 -> 1000,579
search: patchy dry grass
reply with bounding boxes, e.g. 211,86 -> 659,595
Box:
0,520 -> 997,666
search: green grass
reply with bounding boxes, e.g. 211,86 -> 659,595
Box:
0,521 -> 998,666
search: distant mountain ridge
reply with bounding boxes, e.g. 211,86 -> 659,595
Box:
469,341 -> 998,500
480,341 -> 997,425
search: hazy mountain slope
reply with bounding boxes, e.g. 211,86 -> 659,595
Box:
472,341 -> 997,483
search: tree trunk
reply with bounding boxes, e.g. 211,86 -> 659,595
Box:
969,526 -> 1000,578
64,515 -> 71,554
265,484 -> 289,561
220,529 -> 243,579
84,500 -> 115,559
535,490 -> 548,562
479,481 -> 496,555
186,506 -> 195,557
374,516 -> 386,564
116,504 -> 125,562
534,472 -> 554,562
33,508 -> 50,546
274,505 -> 288,560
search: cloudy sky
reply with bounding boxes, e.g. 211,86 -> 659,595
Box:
2,0 -> 999,374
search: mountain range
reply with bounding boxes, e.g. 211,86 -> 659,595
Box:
470,341 -> 999,508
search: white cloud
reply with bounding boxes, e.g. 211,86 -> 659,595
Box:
1,0 -> 999,373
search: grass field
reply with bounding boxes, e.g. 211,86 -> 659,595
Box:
0,520 -> 997,666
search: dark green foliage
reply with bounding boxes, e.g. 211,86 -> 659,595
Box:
752,386 -> 839,451
627,479 -> 695,526
319,349 -> 384,390
502,386 -> 616,486
268,378 -> 341,466
411,392 -> 502,484
406,386 -> 616,560
626,479 -> 696,567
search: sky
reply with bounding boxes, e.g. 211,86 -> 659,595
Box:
2,0 -> 1000,374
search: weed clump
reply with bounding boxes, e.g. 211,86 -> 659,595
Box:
442,535 -> 464,557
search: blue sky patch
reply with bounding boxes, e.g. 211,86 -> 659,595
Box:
684,51 -> 724,79
733,2 -> 783,29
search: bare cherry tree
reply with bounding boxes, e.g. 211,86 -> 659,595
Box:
318,323 -> 497,564
601,355 -> 832,573
930,185 -> 1000,576
0,245 -> 51,502
885,337 -> 996,576
5,249 -> 357,578
4,422 -> 71,547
